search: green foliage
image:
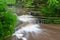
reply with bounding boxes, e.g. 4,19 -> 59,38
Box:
0,1 -> 17,40
47,0 -> 59,8
0,11 -> 17,40
26,0 -> 35,7
6,0 -> 15,4
45,18 -> 60,24
40,0 -> 60,17
16,0 -> 24,8
41,7 -> 55,16
39,0 -> 60,24
0,0 -> 7,12
26,1 -> 33,7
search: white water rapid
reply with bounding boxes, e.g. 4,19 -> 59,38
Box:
12,15 -> 42,40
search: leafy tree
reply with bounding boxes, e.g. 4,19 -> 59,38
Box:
40,0 -> 60,17
0,0 -> 17,40
40,0 -> 60,24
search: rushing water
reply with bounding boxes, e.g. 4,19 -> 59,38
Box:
17,15 -> 37,23
12,15 -> 42,40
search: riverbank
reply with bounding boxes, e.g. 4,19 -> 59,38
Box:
41,24 -> 60,30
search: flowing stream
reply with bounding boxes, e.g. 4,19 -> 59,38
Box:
12,15 -> 42,40
8,5 -> 60,40
12,15 -> 60,40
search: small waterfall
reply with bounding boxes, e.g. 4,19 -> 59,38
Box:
12,15 -> 42,40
